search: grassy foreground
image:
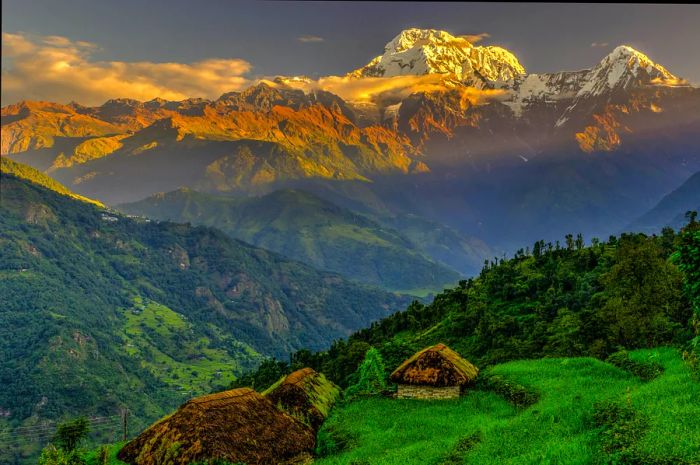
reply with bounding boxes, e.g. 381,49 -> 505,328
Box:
315,348 -> 700,465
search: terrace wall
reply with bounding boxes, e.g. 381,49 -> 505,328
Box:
396,384 -> 460,399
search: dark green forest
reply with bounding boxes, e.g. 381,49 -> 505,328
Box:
234,220 -> 700,391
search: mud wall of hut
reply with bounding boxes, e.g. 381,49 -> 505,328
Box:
396,384 -> 460,399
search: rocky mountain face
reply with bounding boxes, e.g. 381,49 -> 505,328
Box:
2,28 -> 699,252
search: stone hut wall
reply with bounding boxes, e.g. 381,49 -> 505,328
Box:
396,384 -> 460,399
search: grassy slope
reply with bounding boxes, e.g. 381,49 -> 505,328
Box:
1,156 -> 104,207
120,297 -> 253,395
316,348 -> 699,465
118,188 -> 460,294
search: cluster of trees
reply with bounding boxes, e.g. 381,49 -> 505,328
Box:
236,215 -> 700,390
672,212 -> 700,375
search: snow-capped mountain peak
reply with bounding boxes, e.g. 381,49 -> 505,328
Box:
385,28 -> 460,54
576,45 -> 679,97
348,28 -> 526,87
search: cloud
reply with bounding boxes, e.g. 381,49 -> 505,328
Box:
298,35 -> 324,43
1,32 -> 253,105
590,42 -> 609,48
274,73 -> 505,108
459,33 -> 491,44
650,76 -> 689,87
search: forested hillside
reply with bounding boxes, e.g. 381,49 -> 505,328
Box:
236,224 -> 699,390
118,188 -> 461,293
0,173 -> 407,462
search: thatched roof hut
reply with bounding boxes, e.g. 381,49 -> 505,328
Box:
117,388 -> 315,465
264,368 -> 340,431
390,344 -> 479,399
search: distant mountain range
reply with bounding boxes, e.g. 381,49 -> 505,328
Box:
626,171 -> 700,234
2,27 -> 699,253
118,188 -> 465,293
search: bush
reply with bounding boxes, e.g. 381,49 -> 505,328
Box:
438,431 -> 482,465
315,425 -> 359,457
189,460 -> 246,465
683,335 -> 700,381
606,351 -> 663,381
476,374 -> 539,408
39,445 -> 85,465
593,400 -> 648,454
592,400 -> 657,465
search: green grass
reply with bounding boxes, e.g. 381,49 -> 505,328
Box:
316,392 -> 516,464
83,442 -> 128,465
315,348 -> 700,465
624,349 -> 700,461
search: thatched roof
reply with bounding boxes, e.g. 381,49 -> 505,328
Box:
390,343 -> 479,387
265,368 -> 340,431
117,388 -> 315,465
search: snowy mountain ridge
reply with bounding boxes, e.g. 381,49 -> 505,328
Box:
348,28 -> 526,87
341,29 -> 690,123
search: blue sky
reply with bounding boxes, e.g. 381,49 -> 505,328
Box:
2,1 -> 699,104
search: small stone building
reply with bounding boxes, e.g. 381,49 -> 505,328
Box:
390,343 -> 479,399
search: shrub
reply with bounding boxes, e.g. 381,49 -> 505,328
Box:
39,445 -> 85,465
96,446 -> 109,465
606,351 -> 663,381
437,431 -> 482,465
315,425 -> 359,457
189,460 -> 247,465
682,335 -> 700,381
476,374 -> 539,408
593,400 -> 648,454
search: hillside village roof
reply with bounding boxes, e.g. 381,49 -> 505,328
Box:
265,367 -> 340,430
117,387 -> 315,465
390,343 -> 479,387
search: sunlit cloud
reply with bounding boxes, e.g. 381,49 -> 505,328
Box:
273,74 -> 505,107
590,42 -> 609,48
1,32 -> 253,105
459,33 -> 491,44
650,76 -> 690,87
298,35 -> 324,43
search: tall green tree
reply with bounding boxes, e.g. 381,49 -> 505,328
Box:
673,212 -> 700,324
344,348 -> 387,399
53,417 -> 90,452
599,235 -> 686,348
672,212 -> 700,373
